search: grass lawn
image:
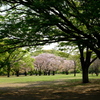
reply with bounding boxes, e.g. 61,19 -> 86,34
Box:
0,74 -> 100,100
0,73 -> 99,84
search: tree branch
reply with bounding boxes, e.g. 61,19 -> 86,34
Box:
0,4 -> 20,12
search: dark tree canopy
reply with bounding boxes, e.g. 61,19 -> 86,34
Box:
0,0 -> 100,58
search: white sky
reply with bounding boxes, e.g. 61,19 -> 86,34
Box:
42,43 -> 58,50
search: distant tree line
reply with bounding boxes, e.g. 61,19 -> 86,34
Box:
0,48 -> 100,77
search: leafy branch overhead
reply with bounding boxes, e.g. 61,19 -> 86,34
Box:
0,0 -> 100,58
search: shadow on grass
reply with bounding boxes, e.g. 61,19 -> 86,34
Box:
0,79 -> 100,100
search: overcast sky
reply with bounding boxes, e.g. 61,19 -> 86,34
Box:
42,43 -> 58,50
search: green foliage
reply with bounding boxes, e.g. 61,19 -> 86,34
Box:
68,54 -> 81,68
0,0 -> 100,58
31,49 -> 69,58
0,46 -> 34,76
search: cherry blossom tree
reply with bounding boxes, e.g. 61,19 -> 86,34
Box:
33,53 -> 65,75
33,53 -> 76,76
48,56 -> 65,75
59,60 -> 76,75
33,56 -> 44,76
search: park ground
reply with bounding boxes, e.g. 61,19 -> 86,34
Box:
0,74 -> 100,100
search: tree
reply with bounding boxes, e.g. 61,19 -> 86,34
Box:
67,51 -> 81,73
12,54 -> 34,76
12,60 -> 23,77
20,55 -> 34,76
33,55 -> 46,76
48,56 -> 64,75
89,58 -> 100,76
0,46 -> 33,77
59,60 -> 76,75
58,41 -> 98,83
0,49 -> 16,77
0,0 -> 100,83
33,53 -> 65,75
0,0 -> 100,57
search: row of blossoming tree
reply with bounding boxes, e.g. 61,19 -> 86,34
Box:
32,53 -> 76,76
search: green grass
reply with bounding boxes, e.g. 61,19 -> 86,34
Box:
0,74 -> 99,84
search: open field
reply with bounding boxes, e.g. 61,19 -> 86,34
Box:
0,74 -> 100,100
0,74 -> 100,84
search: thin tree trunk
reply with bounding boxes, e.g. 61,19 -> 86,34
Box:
43,71 -> 46,75
65,71 -> 69,75
39,70 -> 42,76
48,70 -> 50,75
30,71 -> 33,76
24,71 -> 27,76
95,70 -> 99,76
16,70 -> 19,77
7,69 -> 10,77
7,65 -> 10,77
74,70 -> 76,77
74,61 -> 76,76
35,69 -> 38,76
52,71 -> 55,75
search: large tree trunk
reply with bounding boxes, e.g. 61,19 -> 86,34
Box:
81,55 -> 90,83
78,44 -> 92,83
80,54 -> 91,83
82,66 -> 89,83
